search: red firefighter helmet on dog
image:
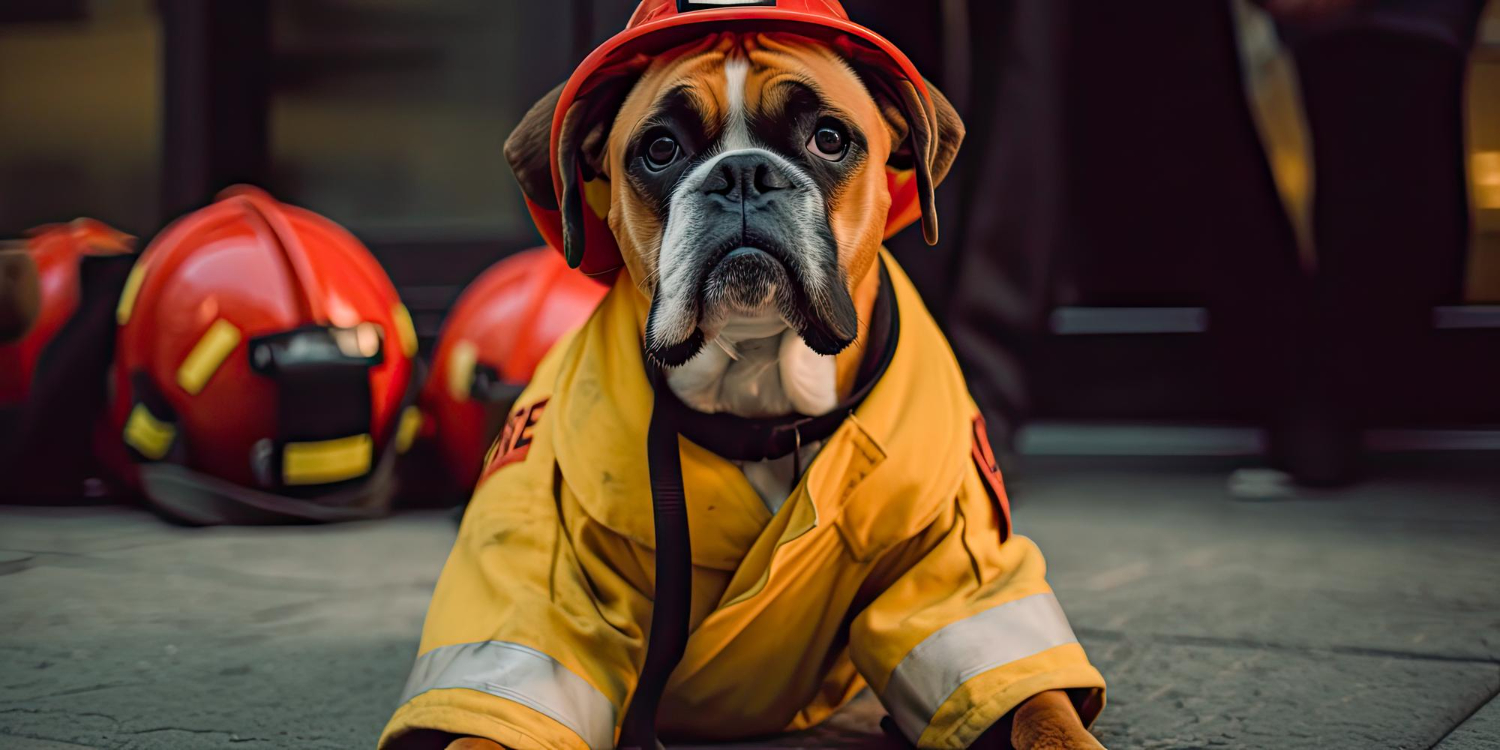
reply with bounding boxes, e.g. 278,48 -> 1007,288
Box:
529,0 -> 942,278
105,186 -> 420,524
423,247 -> 607,490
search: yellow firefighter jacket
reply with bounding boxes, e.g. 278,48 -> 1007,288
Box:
380,252 -> 1105,750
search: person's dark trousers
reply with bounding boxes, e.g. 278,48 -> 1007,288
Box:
940,0 -> 1306,449
853,1 -> 1045,448
1275,16 -> 1481,484
928,0 -> 1071,450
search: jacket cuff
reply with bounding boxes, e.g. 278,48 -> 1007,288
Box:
380,688 -> 592,750
916,645 -> 1107,750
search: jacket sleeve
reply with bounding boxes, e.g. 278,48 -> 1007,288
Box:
849,469 -> 1106,750
379,431 -> 649,750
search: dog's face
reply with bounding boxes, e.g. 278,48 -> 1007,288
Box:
506,34 -> 962,367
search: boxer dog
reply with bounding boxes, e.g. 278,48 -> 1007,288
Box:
450,33 -> 1104,750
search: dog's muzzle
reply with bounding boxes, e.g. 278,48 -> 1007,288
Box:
646,149 -> 857,367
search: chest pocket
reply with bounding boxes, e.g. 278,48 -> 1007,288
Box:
830,416 -> 961,563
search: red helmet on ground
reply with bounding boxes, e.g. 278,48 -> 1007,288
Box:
529,0 -> 943,278
0,239 -> 43,347
0,220 -> 136,501
0,220 -> 133,404
422,247 -> 607,490
105,186 -> 420,524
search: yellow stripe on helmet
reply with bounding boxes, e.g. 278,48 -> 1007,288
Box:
282,433 -> 374,486
395,406 -> 423,455
393,304 -> 419,359
176,319 -> 241,395
123,404 -> 175,460
446,340 -> 477,402
116,261 -> 148,326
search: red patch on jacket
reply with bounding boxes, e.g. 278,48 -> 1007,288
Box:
480,399 -> 548,483
971,415 -> 1013,542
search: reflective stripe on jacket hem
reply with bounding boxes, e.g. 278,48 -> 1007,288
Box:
399,640 -> 616,749
882,592 -> 1080,742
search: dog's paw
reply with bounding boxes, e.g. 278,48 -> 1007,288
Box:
445,739 -> 506,750
1009,691 -> 1106,750
1021,737 -> 1106,750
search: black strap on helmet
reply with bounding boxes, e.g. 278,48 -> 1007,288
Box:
247,324 -> 382,494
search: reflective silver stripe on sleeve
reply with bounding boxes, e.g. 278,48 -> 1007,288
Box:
399,640 -> 616,749
882,592 -> 1080,743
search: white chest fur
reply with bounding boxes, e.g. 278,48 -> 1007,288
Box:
664,322 -> 838,512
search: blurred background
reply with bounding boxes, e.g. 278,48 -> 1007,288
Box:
4,3 -> 1500,749
3,0 -> 1497,489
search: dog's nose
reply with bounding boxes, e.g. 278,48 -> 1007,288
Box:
700,153 -> 793,205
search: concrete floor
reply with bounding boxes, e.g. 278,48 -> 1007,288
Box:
1,462 -> 1497,749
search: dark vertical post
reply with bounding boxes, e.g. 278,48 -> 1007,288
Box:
157,0 -> 272,226
570,0 -> 594,64
938,0 -> 972,113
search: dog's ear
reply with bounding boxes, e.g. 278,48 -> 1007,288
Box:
869,76 -> 964,246
505,83 -> 566,214
505,82 -> 628,268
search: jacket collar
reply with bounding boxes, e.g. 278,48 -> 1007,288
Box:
548,251 -> 973,569
651,260 -> 898,464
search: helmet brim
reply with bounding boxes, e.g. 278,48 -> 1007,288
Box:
138,445 -> 398,525
552,8 -> 929,199
540,8 -> 934,276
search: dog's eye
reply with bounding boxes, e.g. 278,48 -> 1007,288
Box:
645,135 -> 680,170
808,123 -> 848,161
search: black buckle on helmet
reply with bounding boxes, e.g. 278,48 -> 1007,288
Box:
247,324 -> 384,376
247,324 -> 380,493
470,363 -> 527,406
